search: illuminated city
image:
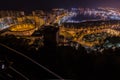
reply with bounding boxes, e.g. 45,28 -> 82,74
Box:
1,0 -> 120,79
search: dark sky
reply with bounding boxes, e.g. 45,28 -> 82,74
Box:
0,0 -> 119,11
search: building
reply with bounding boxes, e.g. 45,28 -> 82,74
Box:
43,26 -> 59,47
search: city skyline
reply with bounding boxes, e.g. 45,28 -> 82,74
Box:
1,1 -> 120,79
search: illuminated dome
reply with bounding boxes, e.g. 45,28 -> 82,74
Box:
10,24 -> 35,32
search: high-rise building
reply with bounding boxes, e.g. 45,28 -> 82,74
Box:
43,26 -> 59,47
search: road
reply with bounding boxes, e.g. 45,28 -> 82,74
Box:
0,43 -> 64,79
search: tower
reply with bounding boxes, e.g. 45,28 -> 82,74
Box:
43,26 -> 59,47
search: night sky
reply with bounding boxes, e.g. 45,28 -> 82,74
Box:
0,0 -> 119,11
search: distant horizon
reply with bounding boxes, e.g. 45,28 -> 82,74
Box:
0,0 -> 119,11
0,6 -> 119,11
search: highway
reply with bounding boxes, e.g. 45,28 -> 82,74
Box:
0,43 -> 64,79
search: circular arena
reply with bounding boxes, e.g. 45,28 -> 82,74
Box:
1,24 -> 36,36
10,24 -> 35,32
